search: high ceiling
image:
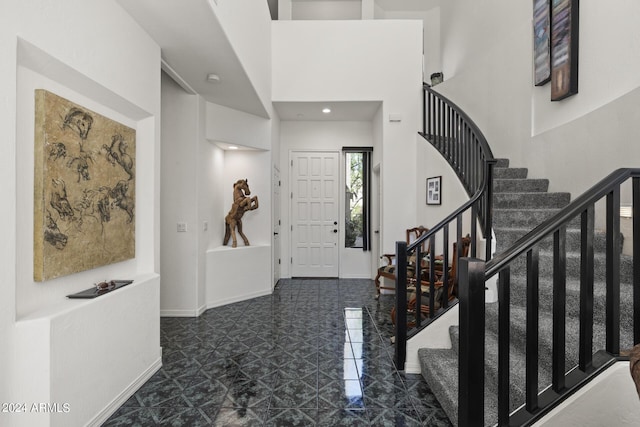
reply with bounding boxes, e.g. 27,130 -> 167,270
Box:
118,0 -> 437,121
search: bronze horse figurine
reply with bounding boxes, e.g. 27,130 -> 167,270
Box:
223,179 -> 259,247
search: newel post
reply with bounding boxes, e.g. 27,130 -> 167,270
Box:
394,240 -> 408,370
458,257 -> 486,426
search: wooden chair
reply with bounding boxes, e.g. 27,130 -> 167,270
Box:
391,235 -> 472,327
374,226 -> 433,299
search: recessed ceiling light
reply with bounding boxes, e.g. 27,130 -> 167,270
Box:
207,73 -> 220,83
228,146 -> 238,150
322,108 -> 331,114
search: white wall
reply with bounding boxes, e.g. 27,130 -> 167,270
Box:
161,72 -> 201,316
534,362 -> 640,426
208,0 -> 272,116
272,19 -> 423,262
438,0 -> 640,210
279,121 -> 376,278
1,1 -> 162,425
376,8 -> 441,83
292,0 -> 363,20
206,103 -> 272,150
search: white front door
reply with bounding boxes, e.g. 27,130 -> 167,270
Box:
290,151 -> 340,277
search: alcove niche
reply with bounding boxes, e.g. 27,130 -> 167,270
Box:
204,102 -> 273,310
13,39 -> 161,426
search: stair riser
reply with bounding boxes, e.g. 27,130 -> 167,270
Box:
494,179 -> 549,193
495,229 -> 610,253
504,252 -> 634,284
493,209 -> 567,229
495,158 -> 510,168
494,167 -> 528,179
509,279 -> 635,330
494,193 -> 571,209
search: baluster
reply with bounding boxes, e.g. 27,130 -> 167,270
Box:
415,245 -> 422,328
422,86 -> 427,135
526,247 -> 539,412
429,234 -> 437,317
579,205 -> 595,371
438,98 -> 443,147
470,204 -> 478,258
442,225 -> 450,309
606,188 -> 621,354
498,267 -> 511,425
552,226 -> 567,392
485,160 -> 495,262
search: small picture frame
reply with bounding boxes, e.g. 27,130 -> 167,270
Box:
426,176 -> 441,205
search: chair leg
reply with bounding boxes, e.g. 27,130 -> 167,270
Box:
374,271 -> 382,299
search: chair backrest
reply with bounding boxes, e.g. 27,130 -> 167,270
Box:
406,226 -> 429,254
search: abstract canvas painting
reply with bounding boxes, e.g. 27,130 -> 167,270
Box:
551,0 -> 579,100
34,90 -> 136,281
533,0 -> 551,86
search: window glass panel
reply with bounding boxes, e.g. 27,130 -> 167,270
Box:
345,152 -> 363,248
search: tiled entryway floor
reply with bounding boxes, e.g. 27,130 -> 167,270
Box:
103,279 -> 452,426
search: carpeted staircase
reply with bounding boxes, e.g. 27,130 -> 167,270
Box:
418,158 -> 635,426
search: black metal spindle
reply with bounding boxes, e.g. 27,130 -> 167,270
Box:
498,267 -> 511,425
552,226 -> 567,392
442,225 -> 450,308
606,188 -> 621,354
579,205 -> 595,371
415,245 -> 422,328
422,86 -> 427,135
429,234 -> 437,317
526,247 -> 539,412
470,204 -> 478,258
485,161 -> 495,262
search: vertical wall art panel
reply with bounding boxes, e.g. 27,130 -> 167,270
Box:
533,0 -> 551,86
550,0 -> 579,100
34,90 -> 136,281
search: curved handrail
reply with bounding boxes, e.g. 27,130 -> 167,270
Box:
423,83 -> 495,166
394,84 -> 498,370
421,84 -> 496,237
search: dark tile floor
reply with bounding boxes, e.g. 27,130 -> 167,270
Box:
103,278 -> 452,426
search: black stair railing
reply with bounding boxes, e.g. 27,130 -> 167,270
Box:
459,168 -> 640,426
394,84 -> 496,370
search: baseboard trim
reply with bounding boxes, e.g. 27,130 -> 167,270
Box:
206,289 -> 272,310
160,308 -> 201,317
87,355 -> 162,426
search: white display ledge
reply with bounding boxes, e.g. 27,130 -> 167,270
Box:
12,273 -> 161,427
206,244 -> 271,309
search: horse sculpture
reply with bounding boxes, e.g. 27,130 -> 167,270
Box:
223,179 -> 259,247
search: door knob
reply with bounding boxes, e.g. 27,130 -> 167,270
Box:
333,229 -> 338,233
334,221 -> 338,225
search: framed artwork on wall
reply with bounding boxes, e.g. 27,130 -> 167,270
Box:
426,176 -> 441,205
550,0 -> 579,100
34,89 -> 136,281
533,0 -> 551,86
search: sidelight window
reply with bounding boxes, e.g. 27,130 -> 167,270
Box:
343,147 -> 372,250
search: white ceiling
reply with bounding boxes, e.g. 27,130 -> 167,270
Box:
117,1 -> 436,122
